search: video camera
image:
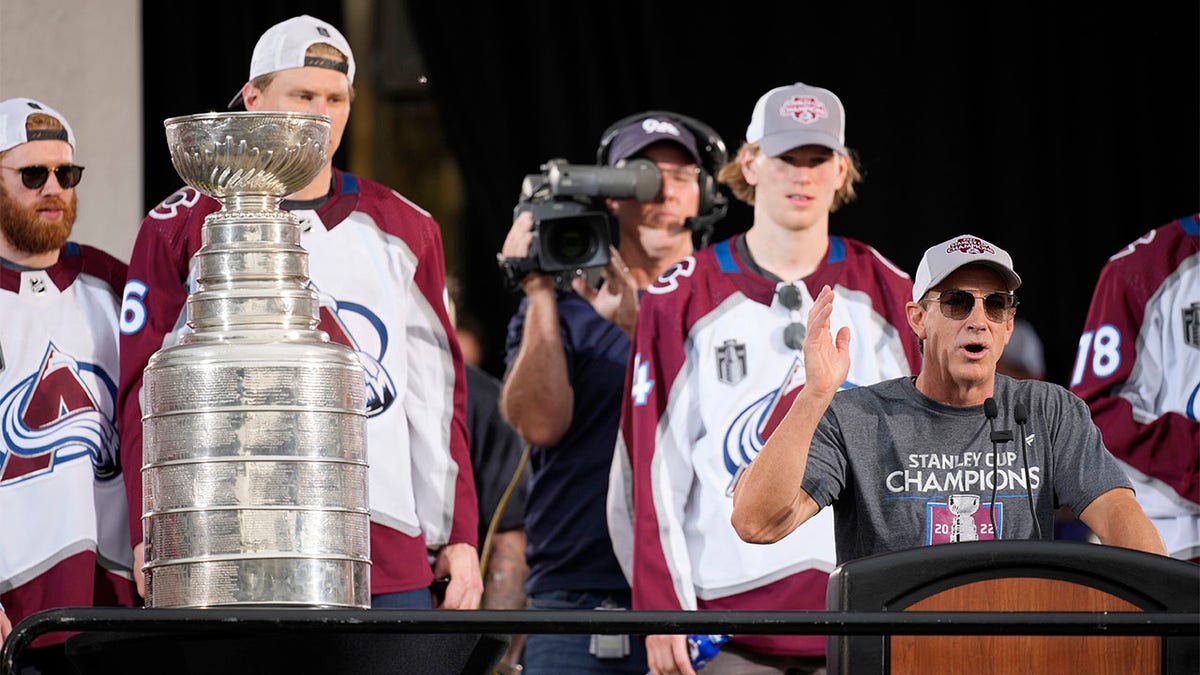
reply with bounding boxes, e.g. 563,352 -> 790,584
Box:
511,157 -> 661,278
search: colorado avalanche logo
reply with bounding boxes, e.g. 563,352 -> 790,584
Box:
722,356 -> 806,496
721,355 -> 858,496
310,282 -> 398,416
0,344 -> 119,485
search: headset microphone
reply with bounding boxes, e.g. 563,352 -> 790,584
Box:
597,110 -> 729,249
1013,402 -> 1041,539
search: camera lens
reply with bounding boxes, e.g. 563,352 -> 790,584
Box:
545,220 -> 598,265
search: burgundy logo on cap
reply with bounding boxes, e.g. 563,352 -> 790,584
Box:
946,236 -> 995,255
780,96 -> 828,125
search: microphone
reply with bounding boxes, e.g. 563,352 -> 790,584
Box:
1013,402 -> 1028,425
983,397 -> 1010,539
985,398 -> 1013,443
1014,402 -> 1041,539
984,397 -> 997,419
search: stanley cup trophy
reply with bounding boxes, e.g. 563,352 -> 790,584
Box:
948,494 -> 980,542
140,111 -> 370,608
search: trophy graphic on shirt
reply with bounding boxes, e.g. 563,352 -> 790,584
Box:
948,494 -> 980,542
139,112 -> 370,608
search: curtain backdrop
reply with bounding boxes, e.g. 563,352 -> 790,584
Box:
405,2 -> 1199,383
143,2 -> 1199,384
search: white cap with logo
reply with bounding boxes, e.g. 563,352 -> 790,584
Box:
0,98 -> 75,153
746,82 -> 846,157
912,234 -> 1022,302
228,15 -> 356,109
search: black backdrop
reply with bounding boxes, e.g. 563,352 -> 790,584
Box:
144,2 -> 1199,384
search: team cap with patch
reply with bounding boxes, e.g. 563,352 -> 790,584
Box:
0,98 -> 75,153
606,115 -> 702,166
228,15 -> 356,109
912,234 -> 1022,302
745,82 -> 846,157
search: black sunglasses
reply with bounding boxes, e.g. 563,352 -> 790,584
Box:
1,164 -> 85,190
926,289 -> 1018,323
778,284 -> 806,350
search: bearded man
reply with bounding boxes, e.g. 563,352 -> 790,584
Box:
0,97 -> 135,674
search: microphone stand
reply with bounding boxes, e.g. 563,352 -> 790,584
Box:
1014,402 -> 1042,539
984,398 -> 1013,539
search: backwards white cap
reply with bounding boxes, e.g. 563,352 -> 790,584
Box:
228,15 -> 356,109
0,98 -> 75,153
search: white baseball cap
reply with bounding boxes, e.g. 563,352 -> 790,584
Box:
228,15 -> 356,109
912,234 -> 1022,302
0,98 -> 75,153
746,82 -> 846,157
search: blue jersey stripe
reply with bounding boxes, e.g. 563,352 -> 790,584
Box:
1181,214 -> 1199,235
716,239 -> 739,272
828,235 -> 846,264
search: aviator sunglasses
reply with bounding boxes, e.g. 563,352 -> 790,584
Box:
925,289 -> 1018,323
1,164 -> 85,190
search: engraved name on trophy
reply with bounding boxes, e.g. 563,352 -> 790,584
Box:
140,112 -> 370,608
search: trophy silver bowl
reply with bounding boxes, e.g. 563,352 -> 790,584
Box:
141,112 -> 370,608
164,111 -> 332,202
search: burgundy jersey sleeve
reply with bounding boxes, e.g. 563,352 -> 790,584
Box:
363,181 -> 477,550
1069,216 -> 1200,504
117,188 -> 211,545
407,204 -> 477,548
78,243 -> 129,295
622,259 -> 698,611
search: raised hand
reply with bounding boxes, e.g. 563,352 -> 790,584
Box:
803,284 -> 852,401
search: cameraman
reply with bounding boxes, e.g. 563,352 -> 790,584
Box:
497,112 -> 725,674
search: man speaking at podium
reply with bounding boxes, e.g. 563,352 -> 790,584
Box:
730,233 -> 1165,562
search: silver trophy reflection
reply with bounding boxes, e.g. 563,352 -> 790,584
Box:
948,494 -> 980,542
140,112 -> 370,608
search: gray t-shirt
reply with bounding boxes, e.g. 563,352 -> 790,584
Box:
802,374 -> 1131,564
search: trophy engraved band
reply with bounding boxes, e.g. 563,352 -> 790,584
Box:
141,112 -> 370,608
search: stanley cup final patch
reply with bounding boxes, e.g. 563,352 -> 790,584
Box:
716,339 -> 747,385
1184,302 -> 1200,350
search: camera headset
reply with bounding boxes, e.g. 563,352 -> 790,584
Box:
596,111 -> 729,249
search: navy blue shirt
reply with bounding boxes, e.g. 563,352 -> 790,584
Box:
466,364 -> 528,546
504,291 -> 631,594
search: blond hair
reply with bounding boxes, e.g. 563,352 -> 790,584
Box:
0,112 -> 67,160
249,43 -> 356,101
717,141 -> 861,211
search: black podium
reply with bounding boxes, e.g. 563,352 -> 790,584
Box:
826,540 -> 1200,674
63,630 -> 509,675
4,602 -> 1195,675
0,608 -> 509,675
